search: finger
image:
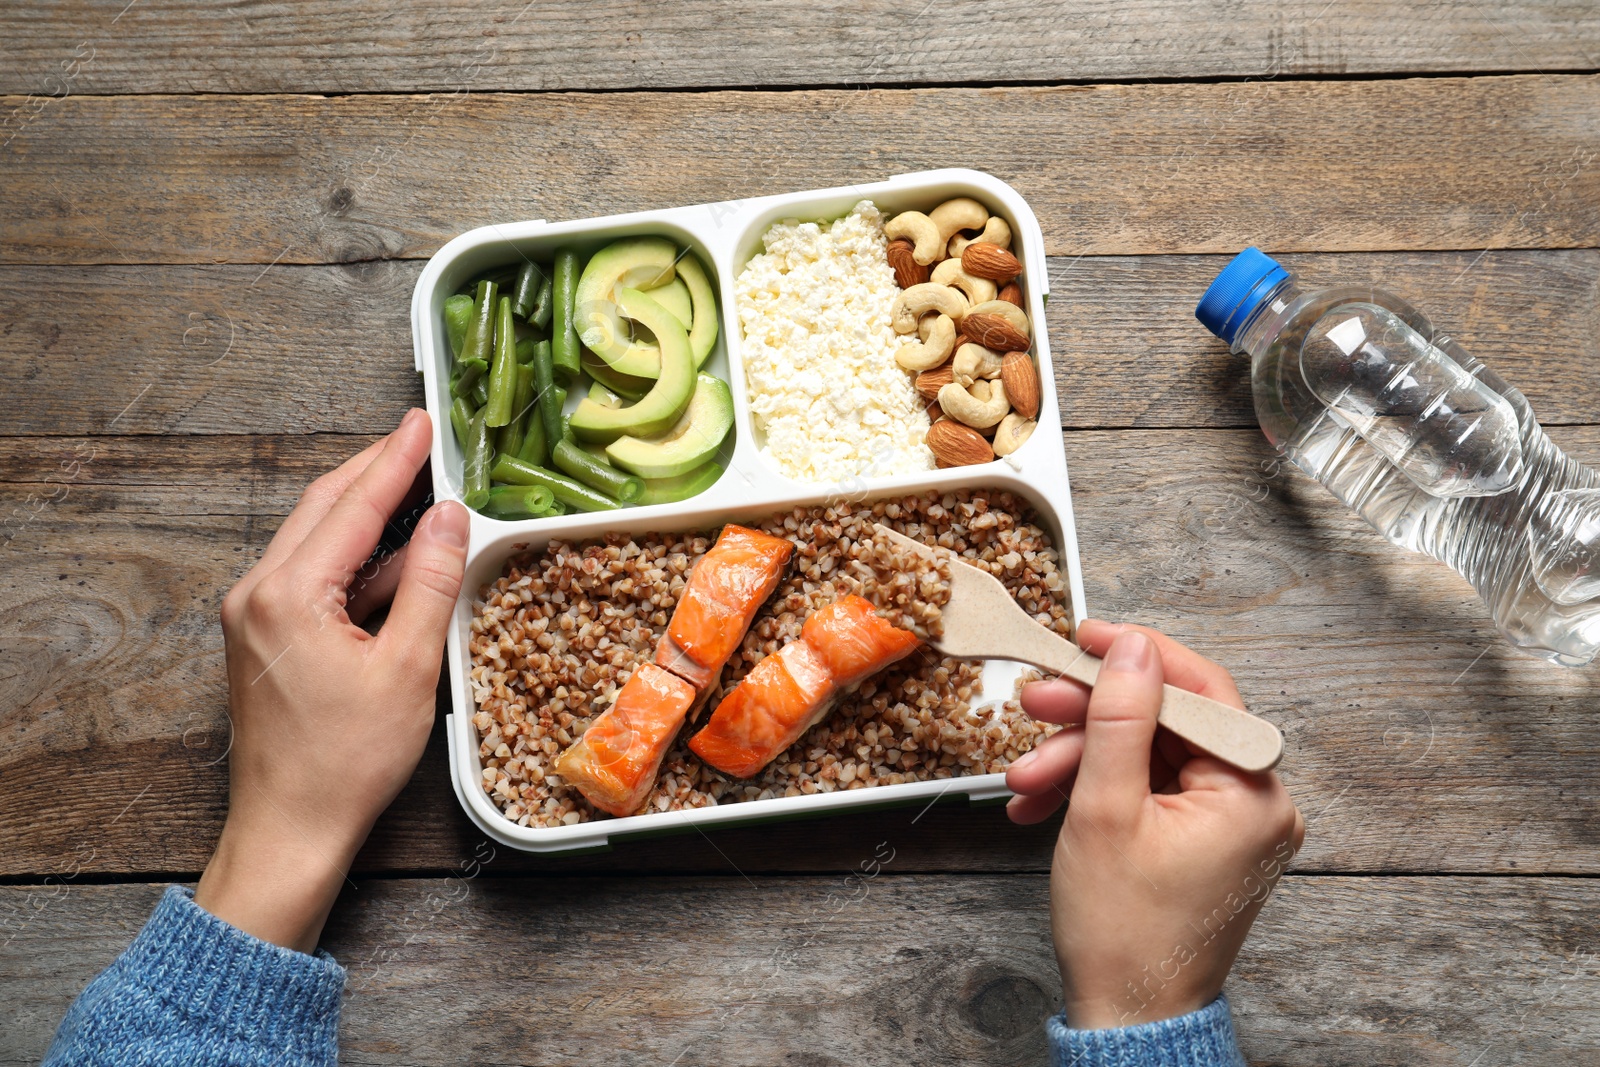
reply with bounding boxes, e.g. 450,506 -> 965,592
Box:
377,501 -> 470,673
1071,630 -> 1163,824
1076,618 -> 1245,710
1291,805 -> 1307,852
1019,677 -> 1091,725
1006,787 -> 1075,825
236,435 -> 390,596
1152,726 -> 1190,791
287,408 -> 433,586
1005,727 -> 1085,796
346,544 -> 408,625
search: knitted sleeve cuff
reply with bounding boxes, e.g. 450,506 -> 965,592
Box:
124,885 -> 346,1057
1045,994 -> 1247,1067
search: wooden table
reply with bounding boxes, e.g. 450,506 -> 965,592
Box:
3,4 -> 1599,1063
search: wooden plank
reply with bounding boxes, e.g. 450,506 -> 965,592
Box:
3,249 -> 1598,436
4,429 -> 1600,878
3,1 -> 1598,96
4,76 -> 1599,265
3,876 -> 1596,1065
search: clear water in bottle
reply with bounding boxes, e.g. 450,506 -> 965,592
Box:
1196,248 -> 1600,666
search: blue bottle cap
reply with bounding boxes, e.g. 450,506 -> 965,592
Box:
1195,247 -> 1289,346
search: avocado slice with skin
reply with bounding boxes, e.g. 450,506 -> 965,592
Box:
606,373 -> 733,479
635,459 -> 724,506
569,288 -> 695,444
673,251 -> 720,369
574,237 -> 677,379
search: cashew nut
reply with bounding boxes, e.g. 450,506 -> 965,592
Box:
891,283 -> 969,334
992,413 -> 1036,456
928,198 -> 989,252
885,211 -> 944,266
948,216 -> 1014,259
931,258 -> 998,306
895,313 -> 957,371
952,342 -> 1003,387
965,299 -> 1030,338
938,377 -> 1010,429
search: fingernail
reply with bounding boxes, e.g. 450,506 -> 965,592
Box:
1021,679 -> 1053,701
1102,630 -> 1153,674
426,501 -> 469,549
1010,748 -> 1039,772
401,407 -> 426,430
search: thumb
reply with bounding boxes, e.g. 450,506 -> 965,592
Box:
379,501 -> 469,675
1071,630 -> 1163,825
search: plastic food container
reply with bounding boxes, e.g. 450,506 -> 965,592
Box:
410,168 -> 1087,854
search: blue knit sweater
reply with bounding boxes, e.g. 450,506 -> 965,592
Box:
43,886 -> 1245,1065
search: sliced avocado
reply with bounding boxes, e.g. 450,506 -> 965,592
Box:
581,353 -> 652,402
635,460 -> 724,506
586,380 -> 624,408
574,237 -> 677,379
569,288 -> 695,444
606,373 -> 733,479
674,251 -> 720,369
651,277 -> 694,330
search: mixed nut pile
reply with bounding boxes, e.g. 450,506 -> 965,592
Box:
883,198 -> 1041,467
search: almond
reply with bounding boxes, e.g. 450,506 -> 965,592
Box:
998,282 -> 1024,308
915,362 -> 955,400
925,419 -> 994,466
960,242 -> 1021,282
964,312 -> 1030,354
886,238 -> 929,289
1001,352 -> 1040,419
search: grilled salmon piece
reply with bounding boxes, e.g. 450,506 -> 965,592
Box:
690,596 -> 921,778
689,640 -> 835,779
800,595 -> 921,689
553,663 -> 696,818
656,524 -> 794,691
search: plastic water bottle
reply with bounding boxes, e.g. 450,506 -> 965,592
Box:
1196,248 -> 1600,667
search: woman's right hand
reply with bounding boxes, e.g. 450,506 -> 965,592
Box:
1006,620 -> 1305,1030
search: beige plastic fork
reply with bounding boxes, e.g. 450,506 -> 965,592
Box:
874,525 -> 1284,773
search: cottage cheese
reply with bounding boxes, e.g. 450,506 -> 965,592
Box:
736,200 -> 934,485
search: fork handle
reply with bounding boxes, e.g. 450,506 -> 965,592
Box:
1017,631 -> 1284,773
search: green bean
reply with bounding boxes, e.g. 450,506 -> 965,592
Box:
482,484 -> 557,520
463,409 -> 492,509
490,455 -> 624,513
512,260 -> 546,321
449,396 -> 475,450
450,359 -> 486,400
461,280 -> 498,368
470,268 -> 516,292
470,375 -> 488,409
551,248 -> 582,383
516,404 -> 549,467
553,438 -> 643,502
526,339 -> 563,449
529,275 -> 554,330
495,363 -> 536,457
485,296 -> 517,427
515,336 -> 542,364
444,294 -> 474,359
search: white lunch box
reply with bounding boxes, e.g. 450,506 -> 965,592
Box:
410,168 -> 1086,854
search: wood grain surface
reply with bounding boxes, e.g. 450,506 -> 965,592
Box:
2,249 -> 1597,437
4,14 -> 1600,1060
3,1 -> 1598,95
4,429 -> 1598,878
4,76 -> 1599,266
5,876 -> 1597,1066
